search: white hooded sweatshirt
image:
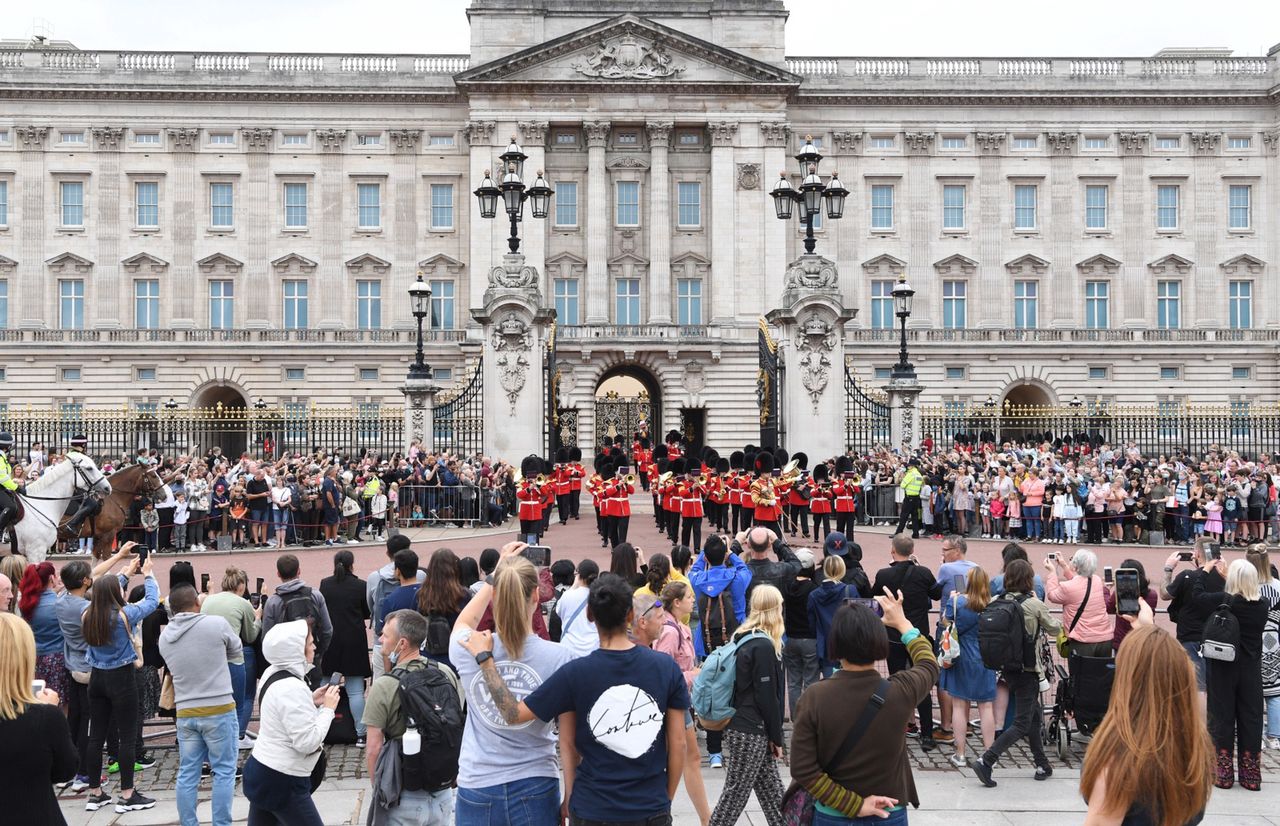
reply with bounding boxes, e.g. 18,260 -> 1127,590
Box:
250,620 -> 334,777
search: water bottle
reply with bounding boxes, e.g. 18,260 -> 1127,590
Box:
402,721 -> 421,756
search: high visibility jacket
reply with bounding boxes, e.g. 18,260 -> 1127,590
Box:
900,467 -> 924,497
362,477 -> 382,499
0,453 -> 15,492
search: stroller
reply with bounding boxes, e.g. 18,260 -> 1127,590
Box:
1045,650 -> 1115,761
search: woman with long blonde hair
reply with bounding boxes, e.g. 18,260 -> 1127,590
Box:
708,584 -> 787,826
1080,609 -> 1213,825
451,545 -> 574,826
0,612 -> 78,824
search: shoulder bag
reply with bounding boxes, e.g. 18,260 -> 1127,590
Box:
781,678 -> 892,826
1056,576 -> 1093,658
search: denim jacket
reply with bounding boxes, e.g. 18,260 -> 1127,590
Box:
86,575 -> 159,670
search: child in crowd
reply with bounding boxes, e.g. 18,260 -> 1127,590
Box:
370,487 -> 388,540
920,478 -> 934,536
932,483 -> 950,535
1049,484 -> 1067,544
979,484 -> 992,538
1007,490 -> 1023,539
229,484 -> 249,548
172,491 -> 190,551
1062,493 -> 1082,543
140,500 -> 159,553
1222,484 -> 1240,545
1189,494 -> 1206,539
1203,487 -> 1223,541
989,490 -> 1007,539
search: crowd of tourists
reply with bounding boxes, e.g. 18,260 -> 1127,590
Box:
2,518 -> 1277,826
6,440 -> 522,557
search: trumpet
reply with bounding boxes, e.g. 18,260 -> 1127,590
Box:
659,471 -> 674,485
696,474 -> 708,485
534,473 -> 548,486
623,473 -> 637,486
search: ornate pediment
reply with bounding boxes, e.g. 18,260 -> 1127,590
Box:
1005,254 -> 1050,276
455,14 -> 800,92
121,252 -> 169,273
608,252 -> 649,269
271,253 -> 317,275
1076,253 -> 1121,275
933,254 -> 978,276
1220,254 -> 1265,275
0,255 -> 16,274
861,254 -> 907,277
672,251 -> 711,277
418,254 -> 465,275
197,252 -> 243,274
1147,254 -> 1193,275
45,252 -> 94,273
345,253 -> 391,275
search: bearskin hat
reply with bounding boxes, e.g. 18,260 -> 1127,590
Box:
704,448 -> 720,467
656,458 -> 669,475
835,455 -> 854,475
671,458 -> 687,476
520,455 -> 542,477
773,448 -> 789,469
812,463 -> 829,483
542,458 -> 554,476
555,447 -> 569,463
653,444 -> 669,461
569,446 -> 582,462
755,452 -> 776,474
793,452 -> 809,471
638,436 -> 650,450
729,451 -> 744,470
597,459 -> 614,479
609,446 -> 624,461
715,457 -> 730,474
666,430 -> 682,445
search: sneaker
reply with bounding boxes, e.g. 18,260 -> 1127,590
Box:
61,775 -> 92,794
905,722 -> 920,738
949,753 -> 967,769
920,738 -> 937,753
931,729 -> 955,744
970,755 -> 997,787
200,763 -> 212,777
355,734 -> 367,748
347,539 -> 359,545
238,735 -> 255,750
115,791 -> 156,813
709,753 -> 723,769
135,753 -> 156,769
107,761 -> 120,775
1034,764 -> 1054,781
85,792 -> 112,812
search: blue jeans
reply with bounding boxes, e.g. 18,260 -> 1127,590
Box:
1181,640 -> 1206,691
813,806 -> 908,826
229,662 -> 247,737
1050,518 -> 1064,541
456,776 -> 559,826
1023,505 -> 1042,539
388,788 -> 454,826
328,674 -> 367,737
176,710 -> 239,826
272,508 -> 291,532
1267,695 -> 1280,738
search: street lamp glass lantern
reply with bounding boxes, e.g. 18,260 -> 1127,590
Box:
526,171 -> 554,220
770,173 -> 796,220
795,134 -> 823,175
892,276 -> 915,317
500,164 -> 525,218
473,170 -> 499,219
500,136 -> 527,179
409,275 -> 431,318
799,165 -> 824,216
823,172 -> 848,219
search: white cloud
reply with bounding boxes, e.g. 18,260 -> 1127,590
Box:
12,0 -> 1280,57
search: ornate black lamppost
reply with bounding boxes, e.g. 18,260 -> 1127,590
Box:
768,135 -> 848,255
407,274 -> 432,381
890,276 -> 916,379
473,137 -> 553,254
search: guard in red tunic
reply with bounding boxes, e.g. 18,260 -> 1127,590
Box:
665,430 -> 683,463
677,466 -> 706,552
567,446 -> 585,520
726,451 -> 745,535
832,455 -> 858,538
786,452 -> 811,539
516,455 -> 544,542
553,448 -> 573,525
634,436 -> 652,492
750,452 -> 783,535
707,455 -> 730,532
586,458 -> 606,544
662,459 -> 683,544
604,465 -> 635,548
649,445 -> 668,531
538,460 -> 556,537
808,462 -> 835,542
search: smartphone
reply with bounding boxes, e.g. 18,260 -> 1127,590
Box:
200,573 -> 210,593
32,679 -> 45,695
255,577 -> 264,595
1115,567 -> 1142,616
1205,543 -> 1222,562
952,574 -> 965,593
1178,550 -> 1194,562
249,592 -> 262,608
327,673 -> 343,687
1103,566 -> 1114,585
1047,552 -> 1057,561
521,545 -> 551,568
137,543 -> 150,563
845,597 -> 884,617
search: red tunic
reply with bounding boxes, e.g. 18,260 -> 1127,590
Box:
569,463 -> 585,492
752,478 -> 783,522
678,480 -> 705,518
606,480 -> 634,517
517,482 -> 542,521
708,475 -> 729,506
539,481 -> 556,516
832,479 -> 857,513
661,480 -> 680,513
555,466 -> 572,496
726,471 -> 742,506
787,478 -> 809,507
808,482 -> 833,515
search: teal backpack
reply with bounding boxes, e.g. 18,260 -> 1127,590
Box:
691,629 -> 767,730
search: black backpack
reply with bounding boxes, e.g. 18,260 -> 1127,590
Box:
421,614 -> 452,658
1201,602 -> 1240,663
698,579 -> 740,653
393,663 -> 464,793
978,593 -> 1034,672
280,586 -> 322,628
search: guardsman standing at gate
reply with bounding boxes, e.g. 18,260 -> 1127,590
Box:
567,447 -> 585,520
895,456 -> 924,539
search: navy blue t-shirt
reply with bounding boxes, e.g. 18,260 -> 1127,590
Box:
379,584 -> 420,625
524,645 -> 689,821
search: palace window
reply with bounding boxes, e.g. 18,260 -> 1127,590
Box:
942,185 -> 966,230
941,136 -> 967,149
1228,280 -> 1252,329
429,280 -> 454,329
209,280 -> 233,329
430,184 -> 453,230
285,367 -> 306,381
60,181 -> 84,227
869,280 -> 893,330
677,279 -> 702,326
357,183 -> 381,229
0,280 -> 7,328
282,133 -> 308,146
134,132 -> 160,145
1229,184 -> 1251,230
1156,184 -> 1179,230
283,280 -> 308,329
1088,366 -> 1109,380
1155,136 -> 1181,150
429,135 -> 455,146
135,280 -> 160,329
356,133 -> 382,146
1012,136 -> 1038,150
1083,136 -> 1109,150
59,131 -> 84,144
554,182 -> 578,227
616,279 -> 641,325
942,280 -> 966,329
360,368 -> 379,381
1227,137 -> 1252,150
1084,185 -> 1108,230
1232,366 -> 1252,381
1014,184 -> 1037,229
677,182 -> 701,228
357,280 -> 381,329
870,185 -> 894,230
1013,280 -> 1038,329
946,367 -> 966,380
1160,366 -> 1180,380
553,278 -> 579,326
61,368 -> 81,382
869,136 -> 895,149
616,181 -> 639,226
136,367 -> 156,381
1156,280 -> 1180,329
135,181 -> 159,228
1085,281 -> 1109,329
0,180 -> 7,226
284,183 -> 308,228
59,279 -> 84,329
210,183 -> 234,228
208,133 -> 235,145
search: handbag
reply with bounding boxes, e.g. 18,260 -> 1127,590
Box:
1057,576 -> 1093,658
781,678 -> 891,826
938,594 -> 962,668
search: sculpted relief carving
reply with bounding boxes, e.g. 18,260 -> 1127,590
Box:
784,255 -> 838,291
492,312 -> 533,414
573,35 -> 684,79
796,313 -> 837,412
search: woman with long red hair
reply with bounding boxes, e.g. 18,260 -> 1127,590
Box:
18,561 -> 68,707
1079,601 -> 1213,826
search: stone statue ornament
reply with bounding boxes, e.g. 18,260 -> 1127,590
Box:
795,314 -> 837,411
783,255 -> 839,292
488,257 -> 539,290
573,35 -> 685,79
492,313 -> 534,413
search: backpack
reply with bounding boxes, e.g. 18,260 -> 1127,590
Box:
978,594 -> 1034,672
422,614 -> 452,658
280,586 -> 322,628
697,575 -> 740,653
393,663 -> 464,793
1201,602 -> 1240,663
691,629 -> 766,730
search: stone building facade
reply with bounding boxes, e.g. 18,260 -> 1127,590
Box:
0,0 -> 1277,451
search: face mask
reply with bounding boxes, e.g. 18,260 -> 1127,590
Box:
387,641 -> 402,666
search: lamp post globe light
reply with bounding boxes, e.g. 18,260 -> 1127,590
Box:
768,135 -> 847,255
474,136 -> 554,255
890,275 -> 916,379
407,273 -> 433,381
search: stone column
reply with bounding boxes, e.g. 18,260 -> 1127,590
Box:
319,129 -> 352,329
1047,132 -> 1078,327
1118,132 -> 1148,327
400,375 -> 437,449
975,132 -> 1004,328
464,120 -> 497,326
766,254 -> 855,461
884,376 -> 924,452
646,121 -> 674,324
1191,132 -> 1222,327
15,126 -> 48,329
241,128 -> 274,329
166,127 -> 200,327
91,127 -> 124,329
518,121 -> 549,286
583,121 -> 611,324
761,122 -> 791,308
709,121 -> 738,323
471,255 -> 553,458
389,129 -> 420,331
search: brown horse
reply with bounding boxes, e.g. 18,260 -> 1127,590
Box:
61,463 -> 167,559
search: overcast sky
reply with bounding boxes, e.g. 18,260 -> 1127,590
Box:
11,0 -> 1280,57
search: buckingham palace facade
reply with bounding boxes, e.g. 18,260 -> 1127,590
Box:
0,0 -> 1278,451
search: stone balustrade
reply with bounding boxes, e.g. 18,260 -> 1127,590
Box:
843,327 -> 1280,343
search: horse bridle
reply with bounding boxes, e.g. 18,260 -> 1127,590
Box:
19,454 -> 108,502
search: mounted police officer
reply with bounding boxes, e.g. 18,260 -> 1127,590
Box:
0,432 -> 19,537
60,434 -> 104,538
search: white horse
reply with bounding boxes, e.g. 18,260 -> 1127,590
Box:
14,454 -> 111,563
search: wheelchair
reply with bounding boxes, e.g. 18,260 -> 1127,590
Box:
1044,650 -> 1115,761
